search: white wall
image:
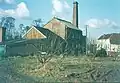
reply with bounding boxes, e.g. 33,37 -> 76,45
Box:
97,39 -> 110,51
110,44 -> 120,52
97,38 -> 120,53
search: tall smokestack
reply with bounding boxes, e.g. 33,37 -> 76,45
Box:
72,1 -> 78,28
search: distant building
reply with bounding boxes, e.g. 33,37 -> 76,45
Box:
44,17 -> 84,41
22,17 -> 86,55
97,33 -> 120,56
0,1 -> 86,56
22,1 -> 86,55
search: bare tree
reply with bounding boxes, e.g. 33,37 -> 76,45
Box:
31,35 -> 64,69
32,18 -> 43,27
17,24 -> 30,39
0,17 -> 16,40
25,26 -> 30,31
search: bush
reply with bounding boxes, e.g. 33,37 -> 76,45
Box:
95,48 -> 107,57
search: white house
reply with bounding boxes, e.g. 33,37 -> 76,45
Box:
97,33 -> 120,56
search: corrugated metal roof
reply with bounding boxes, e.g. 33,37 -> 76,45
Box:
55,17 -> 81,31
0,39 -> 47,45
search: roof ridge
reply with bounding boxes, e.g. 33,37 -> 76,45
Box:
46,17 -> 81,31
109,33 -> 113,39
109,33 -> 120,39
54,17 -> 72,24
98,33 -> 120,41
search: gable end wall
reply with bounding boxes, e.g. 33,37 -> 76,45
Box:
44,19 -> 65,39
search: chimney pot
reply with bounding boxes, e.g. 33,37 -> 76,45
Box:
72,1 -> 79,28
73,1 -> 78,4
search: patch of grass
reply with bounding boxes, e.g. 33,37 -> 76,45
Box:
1,55 -> 120,82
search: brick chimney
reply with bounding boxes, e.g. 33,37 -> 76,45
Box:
0,27 -> 6,42
72,1 -> 78,28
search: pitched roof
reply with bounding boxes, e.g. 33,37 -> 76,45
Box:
98,33 -> 120,45
98,34 -> 111,40
36,27 -> 56,38
34,26 -> 65,40
110,33 -> 120,44
55,17 -> 81,30
22,25 -> 65,41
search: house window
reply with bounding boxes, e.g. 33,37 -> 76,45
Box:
113,48 -> 115,51
97,44 -> 100,48
104,45 -> 107,49
107,44 -> 110,49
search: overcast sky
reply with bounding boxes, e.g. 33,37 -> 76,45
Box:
0,0 -> 120,39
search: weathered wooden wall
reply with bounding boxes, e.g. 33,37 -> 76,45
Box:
66,27 -> 82,40
4,18 -> 86,56
64,27 -> 86,55
4,39 -> 47,56
44,19 -> 66,39
23,28 -> 46,39
43,18 -> 86,55
4,35 -> 85,57
4,29 -> 66,56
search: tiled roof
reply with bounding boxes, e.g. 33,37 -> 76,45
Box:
98,34 -> 111,40
110,33 -> 120,44
98,33 -> 120,45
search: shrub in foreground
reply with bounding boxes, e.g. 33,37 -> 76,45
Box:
95,48 -> 107,57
